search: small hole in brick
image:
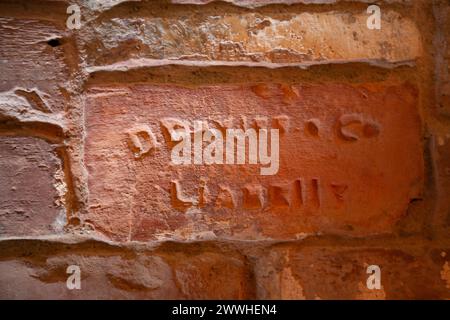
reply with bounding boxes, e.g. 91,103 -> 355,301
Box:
306,120 -> 319,137
47,38 -> 62,47
68,217 -> 80,226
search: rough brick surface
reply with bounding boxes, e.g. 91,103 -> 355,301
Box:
0,17 -> 70,113
81,8 -> 420,67
0,241 -> 254,299
433,134 -> 450,236
254,246 -> 450,299
171,0 -> 411,6
434,0 -> 450,117
0,137 -> 66,237
0,0 -> 449,300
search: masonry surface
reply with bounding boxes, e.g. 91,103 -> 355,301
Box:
0,0 -> 449,299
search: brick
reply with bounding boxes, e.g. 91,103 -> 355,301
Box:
0,137 -> 66,237
84,82 -> 423,241
434,1 -> 450,117
168,251 -> 254,299
254,246 -> 450,299
0,17 -> 70,113
0,254 -> 177,299
82,9 -> 420,67
431,0 -> 450,232
0,241 -> 253,299
433,134 -> 450,234
172,0 -> 411,6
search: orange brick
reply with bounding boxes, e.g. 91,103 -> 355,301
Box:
255,246 -> 450,299
84,82 -> 423,241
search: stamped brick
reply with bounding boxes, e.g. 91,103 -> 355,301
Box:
84,82 -> 423,241
0,137 -> 66,237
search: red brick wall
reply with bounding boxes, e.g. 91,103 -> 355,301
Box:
0,0 -> 449,299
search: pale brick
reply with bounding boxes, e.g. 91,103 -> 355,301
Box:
172,0 -> 411,6
82,9 -> 420,67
